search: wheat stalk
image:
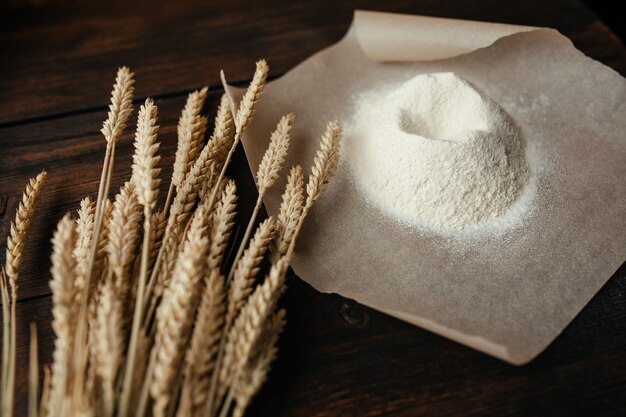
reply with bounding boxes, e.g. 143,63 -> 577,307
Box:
47,214 -> 78,417
150,208 -> 210,417
178,270 -> 225,417
28,323 -> 39,417
272,165 -> 304,262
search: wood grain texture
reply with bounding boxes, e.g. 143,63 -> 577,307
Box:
1,0 -> 625,416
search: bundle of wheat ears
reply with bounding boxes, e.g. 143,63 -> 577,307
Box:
0,60 -> 341,417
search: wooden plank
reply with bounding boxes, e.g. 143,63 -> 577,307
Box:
1,0 -> 625,124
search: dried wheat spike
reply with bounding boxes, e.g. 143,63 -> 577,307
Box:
106,182 -> 141,293
207,180 -> 237,271
91,199 -> 113,294
148,209 -> 167,270
228,217 -> 275,323
131,98 -> 161,211
94,279 -> 124,415
178,270 -> 225,417
101,67 -> 135,145
220,258 -> 288,390
212,94 -> 235,159
173,87 -> 209,189
151,208 -> 210,417
47,214 -> 78,417
232,309 -> 285,417
73,197 -> 95,277
256,114 -> 294,194
153,139 -> 213,298
272,165 -> 304,261
235,60 -> 269,136
5,170 -> 47,290
306,121 -> 342,207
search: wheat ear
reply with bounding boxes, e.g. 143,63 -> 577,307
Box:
216,258 -> 289,417
226,115 -> 292,284
151,208 -> 210,417
256,114 -> 294,194
287,122 -> 342,259
106,182 -> 141,295
235,60 -> 269,136
207,180 -> 237,272
232,309 -> 285,417
94,280 -> 124,417
47,215 -> 78,417
228,217 -> 276,324
5,170 -> 47,289
2,170 -> 46,417
132,98 -> 161,211
166,87 -> 209,211
101,67 -> 135,145
199,94 -> 235,204
178,270 -> 225,417
272,165 -> 304,262
146,137 -> 214,311
119,97 -> 161,417
72,197 -> 95,301
204,61 -> 268,221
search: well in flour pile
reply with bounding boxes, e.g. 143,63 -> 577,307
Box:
345,72 -> 530,231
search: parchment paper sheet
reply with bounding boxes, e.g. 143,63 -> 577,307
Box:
237,10 -> 626,365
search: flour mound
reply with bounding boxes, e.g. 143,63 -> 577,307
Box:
345,72 -> 530,230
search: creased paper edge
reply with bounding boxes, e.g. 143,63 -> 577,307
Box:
353,9 -> 538,62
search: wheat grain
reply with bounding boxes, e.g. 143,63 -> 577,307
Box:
256,114 -> 293,194
178,270 -> 225,417
207,180 -> 237,272
228,217 -> 275,324
151,208 -> 210,417
100,67 -> 135,145
47,214 -> 78,417
5,170 -> 47,290
235,60 -> 269,136
132,98 -> 161,211
272,165 -> 304,261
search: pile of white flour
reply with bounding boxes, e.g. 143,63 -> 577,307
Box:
345,72 -> 530,231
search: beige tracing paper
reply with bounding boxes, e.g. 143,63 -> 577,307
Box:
236,10 -> 626,365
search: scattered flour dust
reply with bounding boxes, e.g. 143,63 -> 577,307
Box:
345,72 -> 532,232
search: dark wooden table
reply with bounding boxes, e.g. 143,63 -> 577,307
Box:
1,1 -> 625,416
